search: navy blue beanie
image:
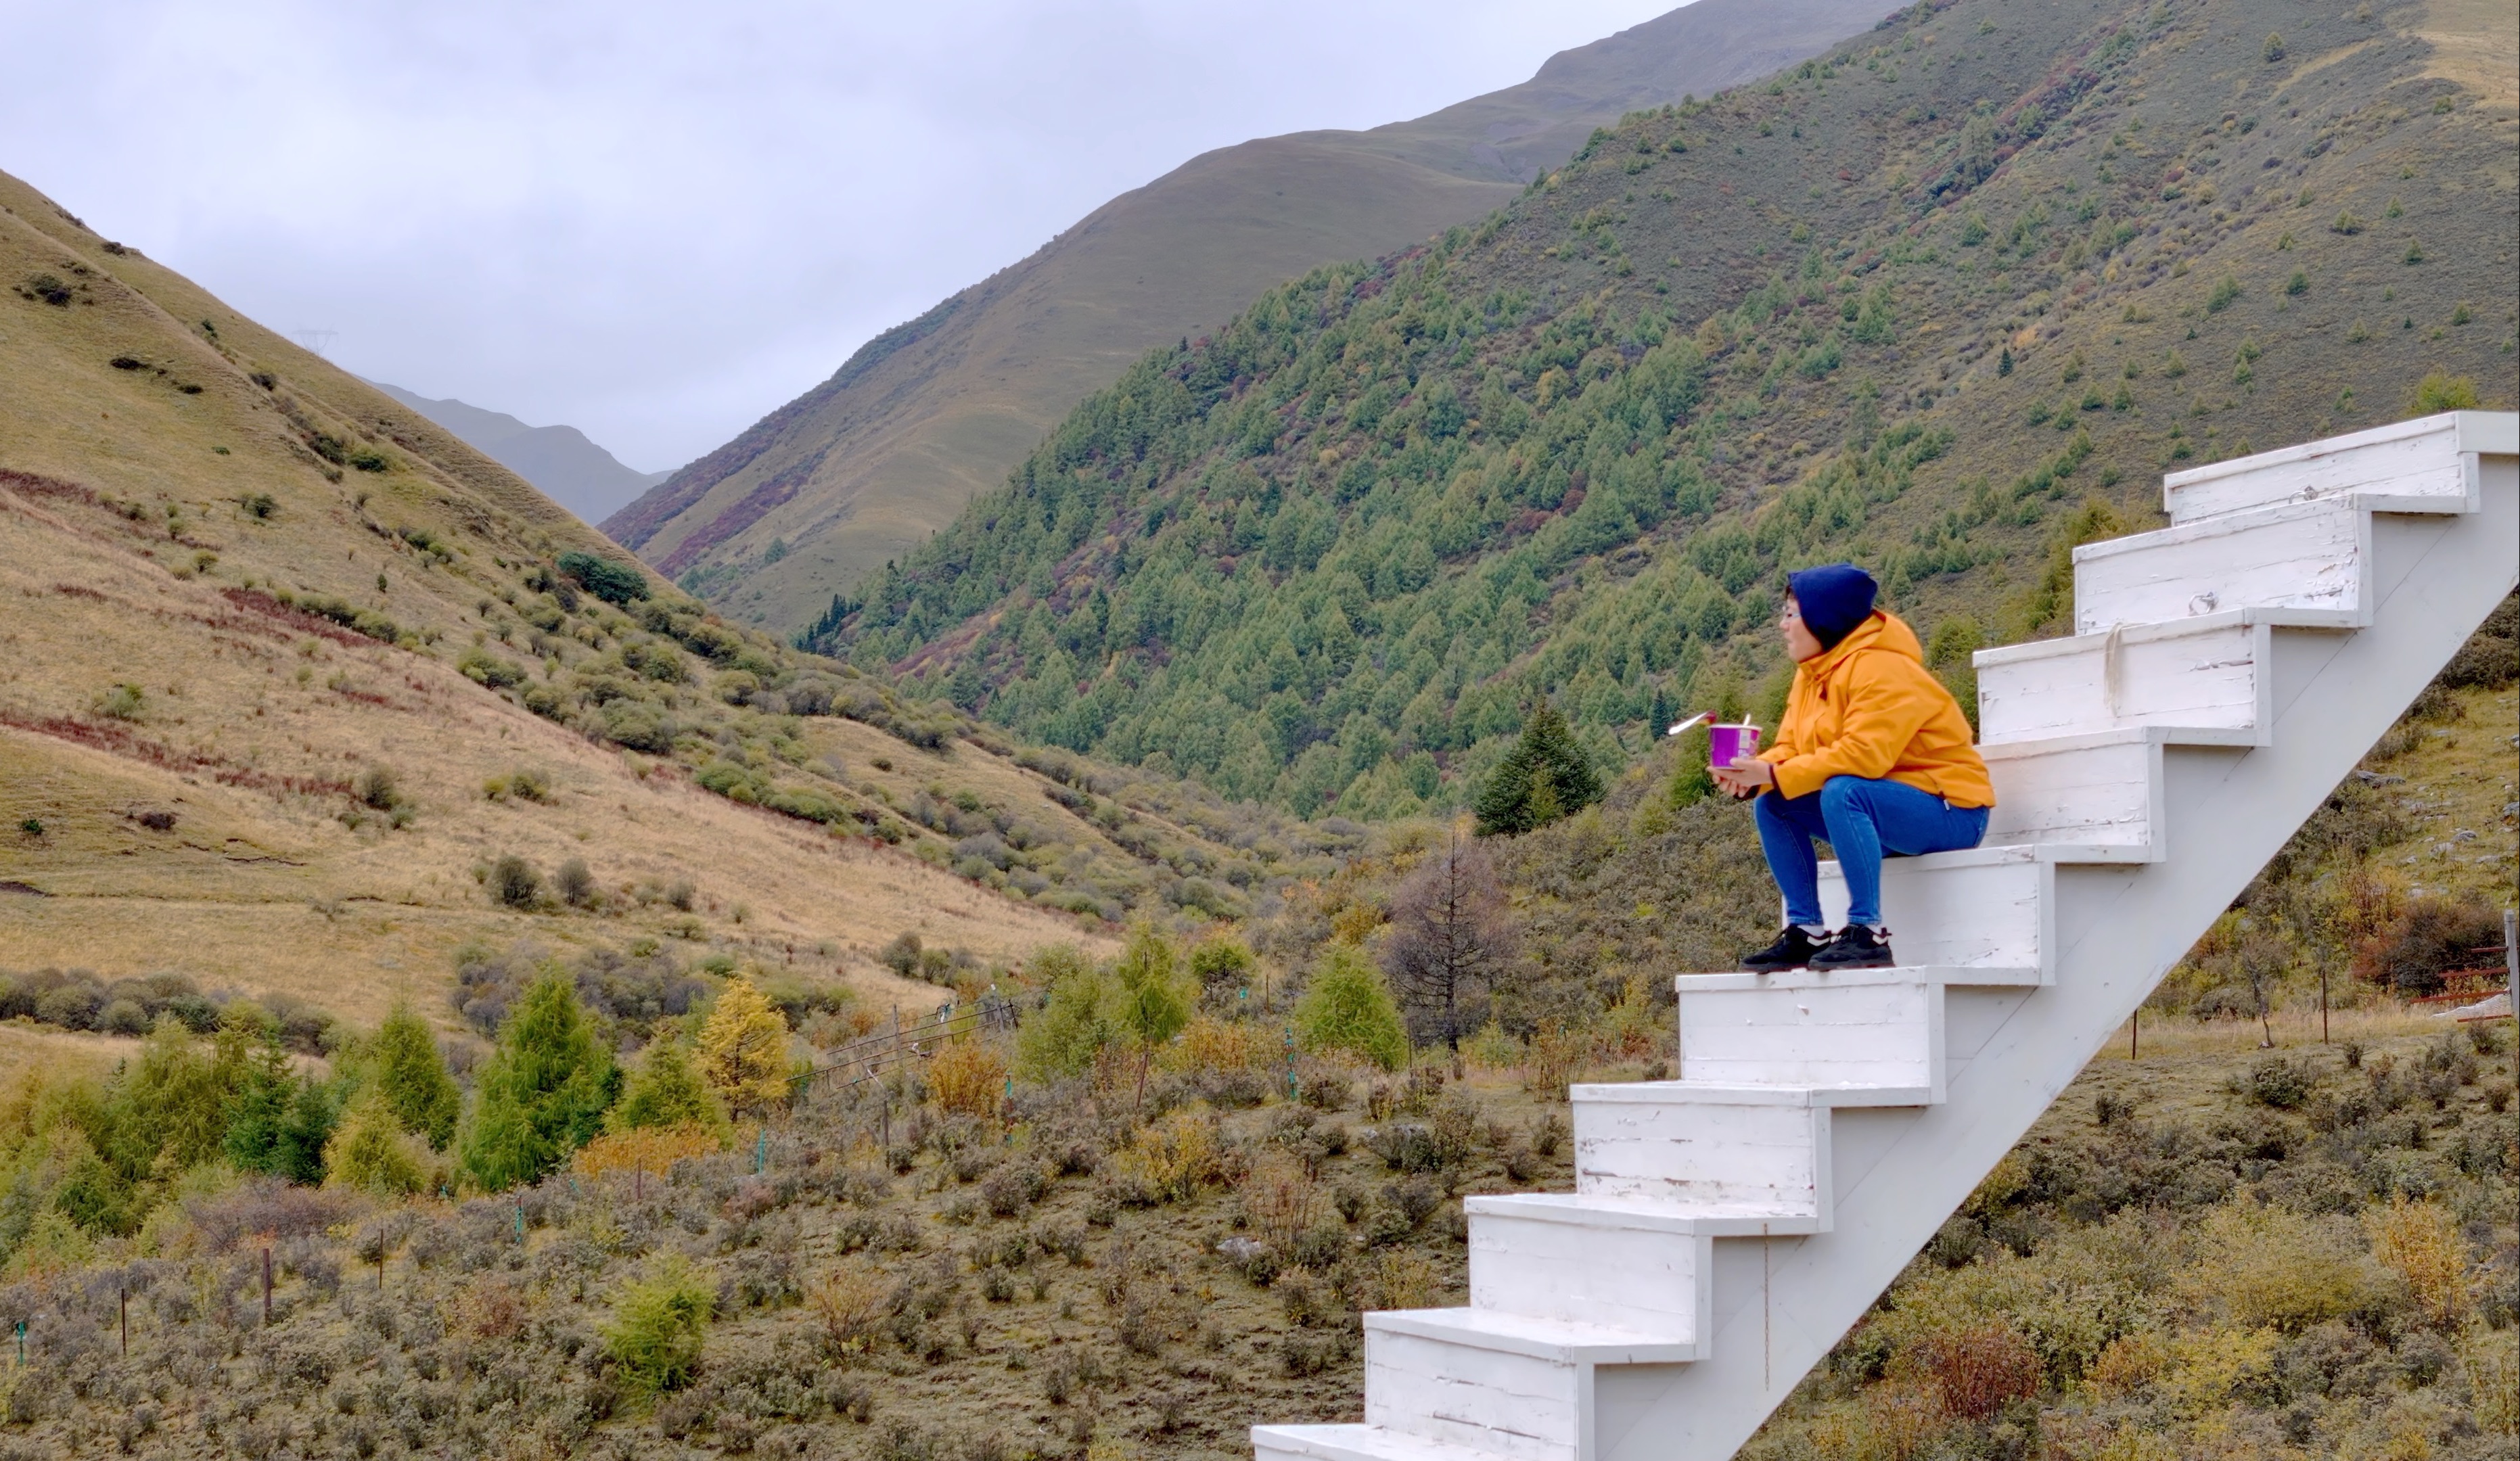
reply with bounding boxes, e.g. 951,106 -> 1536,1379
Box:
1787,563 -> 1878,649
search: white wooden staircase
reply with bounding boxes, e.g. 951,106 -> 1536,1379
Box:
1253,411 -> 2519,1461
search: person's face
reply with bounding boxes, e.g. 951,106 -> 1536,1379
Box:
1782,595 -> 1824,662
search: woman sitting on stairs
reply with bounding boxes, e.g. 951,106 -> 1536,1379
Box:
1712,563 -> 1996,971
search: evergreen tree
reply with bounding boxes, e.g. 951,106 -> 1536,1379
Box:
104,1015 -> 232,1180
459,973 -> 617,1191
371,1002 -> 461,1151
1014,946 -> 1113,1082
610,1039 -> 726,1133
275,1077 -> 340,1186
1110,925 -> 1191,1105
324,1087 -> 428,1196
1293,943 -> 1409,1071
221,1028 -> 300,1178
1473,702 -> 1601,835
695,977 -> 791,1117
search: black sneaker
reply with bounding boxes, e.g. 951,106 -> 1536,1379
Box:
1810,925 -> 1895,970
1741,926 -> 1827,973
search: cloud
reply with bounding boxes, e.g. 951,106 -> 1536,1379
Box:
3,0 -> 1680,469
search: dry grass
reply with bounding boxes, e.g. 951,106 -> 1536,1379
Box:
0,164 -> 1137,1079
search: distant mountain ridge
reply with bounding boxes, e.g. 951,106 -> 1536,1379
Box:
819,0 -> 2515,818
603,0 -> 1896,630
371,381 -> 667,527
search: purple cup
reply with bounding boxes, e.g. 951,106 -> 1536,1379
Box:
1708,723 -> 1762,770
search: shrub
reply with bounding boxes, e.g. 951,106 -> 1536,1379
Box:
2205,275 -> 2241,312
555,857 -> 596,908
928,1040 -> 1006,1119
574,1121 -> 727,1178
354,766 -> 399,811
25,272 -> 72,305
807,1259 -> 890,1358
93,683 -> 143,720
489,855 -> 541,909
2353,894 -> 2504,996
603,1257 -> 712,1397
557,551 -> 649,607
2408,371 -> 2479,413
1294,944 -> 1408,1071
2247,1056 -> 2314,1110
459,646 -> 528,689
2180,1201 -> 2382,1333
238,492 -> 277,519
1899,1317 -> 2042,1419
2366,1197 -> 2467,1329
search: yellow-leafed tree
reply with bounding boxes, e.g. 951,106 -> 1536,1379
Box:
697,977 -> 792,1115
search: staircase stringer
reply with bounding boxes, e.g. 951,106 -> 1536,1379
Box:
1601,464 -> 2517,1461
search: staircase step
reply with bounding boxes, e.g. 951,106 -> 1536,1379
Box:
1363,1309 -> 1693,1461
1978,728 -> 2166,861
1675,964 -> 2041,990
1974,609 -> 2293,746
1466,1195 -> 1712,1345
1675,973 -> 1946,1098
1256,1424 -> 1516,1461
1814,843 -> 2055,982
1570,1081 -> 1839,1225
2164,409 -> 2509,524
2074,493 -> 2381,632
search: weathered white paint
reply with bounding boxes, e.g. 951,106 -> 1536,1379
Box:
1570,1083 -> 1831,1224
1466,1197 -> 1713,1347
1973,611 -> 2283,745
2163,410 -> 2508,524
1676,979 -> 1942,1097
1256,1424 -> 1511,1461
2074,494 -> 2374,632
1253,421 -> 2520,1461
1979,729 -> 2166,858
1814,846 -> 2052,981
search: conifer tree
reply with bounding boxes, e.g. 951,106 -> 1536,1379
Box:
1473,701 -> 1601,835
610,1038 -> 726,1133
1015,946 -> 1113,1081
695,977 -> 790,1117
1111,925 -> 1191,1105
1294,942 -> 1410,1071
459,973 -> 617,1191
371,1002 -> 461,1152
325,1087 -> 428,1196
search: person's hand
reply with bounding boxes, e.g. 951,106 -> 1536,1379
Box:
1709,758 -> 1775,799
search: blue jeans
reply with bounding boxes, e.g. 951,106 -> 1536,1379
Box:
1754,776 -> 1990,929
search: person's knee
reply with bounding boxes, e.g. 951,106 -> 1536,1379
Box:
1818,776 -> 1869,816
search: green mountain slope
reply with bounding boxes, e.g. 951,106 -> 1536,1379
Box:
601,0 -> 1895,632
821,0 -> 2518,818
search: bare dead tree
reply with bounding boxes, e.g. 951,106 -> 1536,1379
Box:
1381,831 -> 1519,1052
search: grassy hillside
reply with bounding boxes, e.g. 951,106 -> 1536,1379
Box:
601,0 -> 1895,634
0,166 -> 1345,1070
824,0 -> 2517,820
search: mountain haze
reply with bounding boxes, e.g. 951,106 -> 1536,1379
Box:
603,0 -> 1895,632
371,381 -> 668,526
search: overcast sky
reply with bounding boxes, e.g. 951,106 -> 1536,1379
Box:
3,1 -> 1682,471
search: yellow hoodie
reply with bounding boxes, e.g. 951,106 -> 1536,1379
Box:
1756,610 -> 1995,808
